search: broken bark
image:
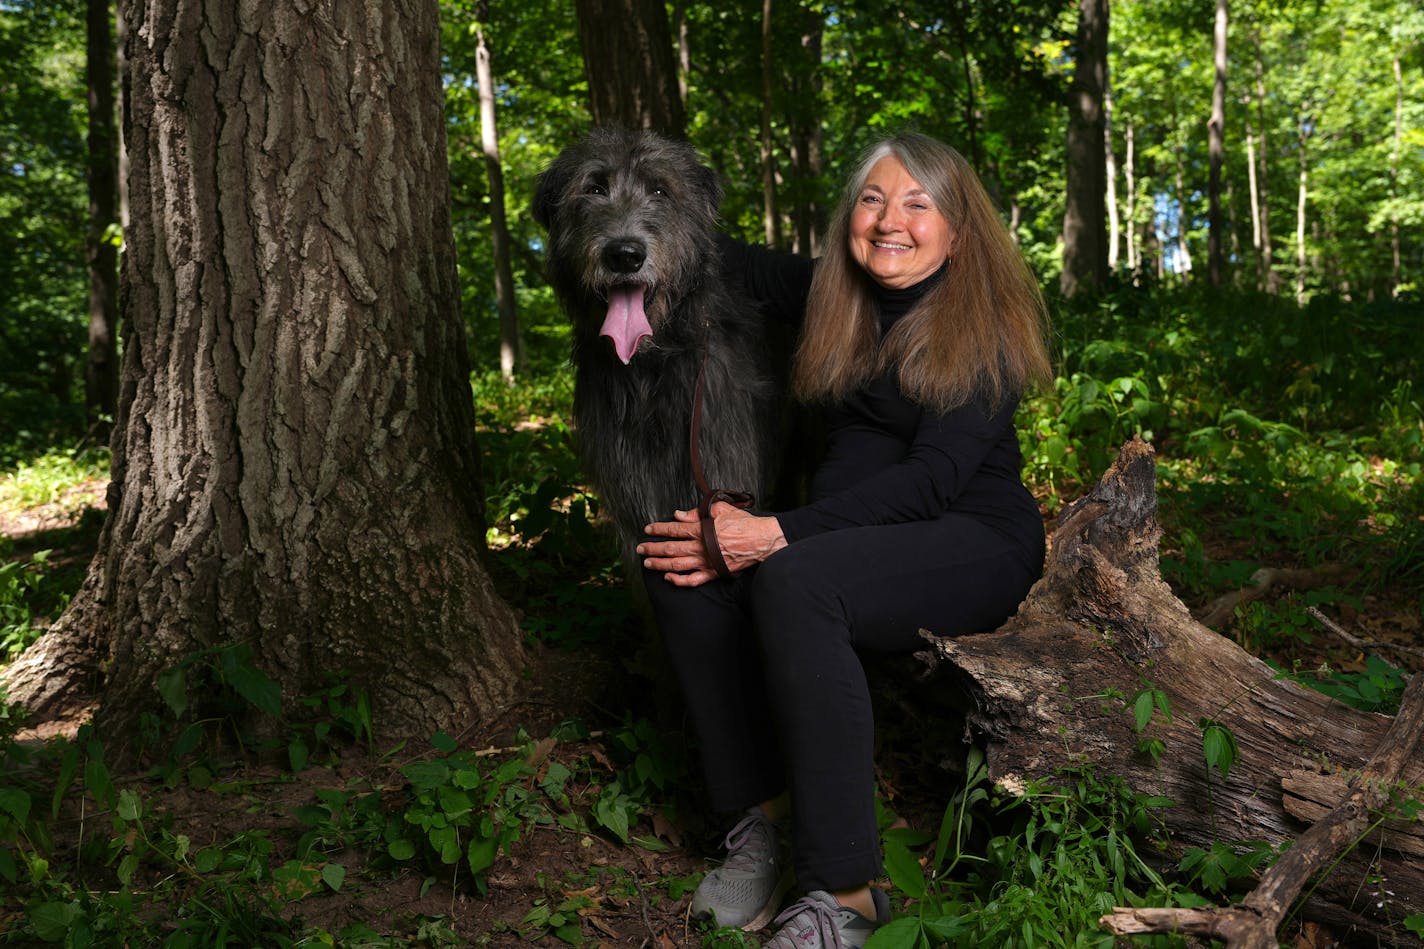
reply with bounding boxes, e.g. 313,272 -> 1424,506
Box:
919,438 -> 1423,945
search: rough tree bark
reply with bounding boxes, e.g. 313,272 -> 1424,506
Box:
3,0 -> 524,750
916,439 -> 1423,945
1061,0 -> 1109,298
574,0 -> 684,136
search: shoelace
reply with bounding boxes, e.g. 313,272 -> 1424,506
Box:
770,895 -> 848,949
720,812 -> 772,873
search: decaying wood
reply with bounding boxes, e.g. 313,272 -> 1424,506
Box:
919,438 -> 1423,946
1196,565 -> 1349,630
1101,672 -> 1424,947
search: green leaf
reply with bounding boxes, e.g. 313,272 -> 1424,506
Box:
468,835 -> 498,876
388,838 -> 416,861
225,660 -> 282,716
1200,720 -> 1239,780
1132,691 -> 1155,732
401,761 -> 451,790
0,787 -> 31,823
116,788 -> 142,822
156,665 -> 188,717
881,839 -> 926,899
28,901 -> 81,942
194,848 -> 222,873
431,730 -> 458,753
288,737 -> 309,773
321,862 -> 346,891
116,853 -> 139,886
865,916 -> 923,948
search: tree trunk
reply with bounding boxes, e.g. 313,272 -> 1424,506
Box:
1253,32 -> 1279,294
1296,117 -> 1310,304
1104,82 -> 1119,273
786,11 -> 831,256
1173,141 -> 1193,277
786,7 -> 823,257
1390,55 -> 1403,297
85,0 -> 119,439
475,0 -> 524,383
1125,120 -> 1138,277
3,0 -> 524,752
1246,118 -> 1263,290
759,0 -> 778,247
1060,0 -> 1109,298
917,439 -> 1424,945
574,0 -> 684,136
1207,0 -> 1228,289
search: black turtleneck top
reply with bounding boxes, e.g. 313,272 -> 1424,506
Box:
716,236 -> 1044,569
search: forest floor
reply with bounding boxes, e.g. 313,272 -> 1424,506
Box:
2,478 -> 1421,947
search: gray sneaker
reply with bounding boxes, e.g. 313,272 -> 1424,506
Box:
762,888 -> 891,949
690,808 -> 792,930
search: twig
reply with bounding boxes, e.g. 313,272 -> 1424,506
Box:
1307,606 -> 1424,664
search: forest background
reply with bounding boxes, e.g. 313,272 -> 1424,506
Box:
1,0 -> 1423,946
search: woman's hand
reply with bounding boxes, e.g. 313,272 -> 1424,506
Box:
638,502 -> 788,587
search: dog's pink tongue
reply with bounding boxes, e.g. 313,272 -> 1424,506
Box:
601,286 -> 652,364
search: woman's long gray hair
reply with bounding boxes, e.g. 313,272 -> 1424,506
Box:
793,133 -> 1052,413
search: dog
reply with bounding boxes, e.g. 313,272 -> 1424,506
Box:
533,128 -> 782,556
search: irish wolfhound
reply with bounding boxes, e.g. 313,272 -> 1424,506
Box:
533,128 -> 781,555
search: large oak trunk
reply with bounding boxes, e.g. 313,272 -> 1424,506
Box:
4,0 -> 524,749
920,439 -> 1422,945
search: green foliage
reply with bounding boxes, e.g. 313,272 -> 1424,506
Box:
871,751 -> 1199,949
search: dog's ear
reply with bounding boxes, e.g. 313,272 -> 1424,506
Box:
532,160 -> 569,230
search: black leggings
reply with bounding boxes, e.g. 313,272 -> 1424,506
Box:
642,513 -> 1042,892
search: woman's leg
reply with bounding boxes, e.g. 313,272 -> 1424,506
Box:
750,516 -> 1040,892
641,570 -> 785,811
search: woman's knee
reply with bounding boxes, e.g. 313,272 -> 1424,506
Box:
749,544 -> 851,653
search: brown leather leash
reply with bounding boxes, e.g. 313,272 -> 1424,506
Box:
689,353 -> 754,580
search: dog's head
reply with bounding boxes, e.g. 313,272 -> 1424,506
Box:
534,128 -> 723,364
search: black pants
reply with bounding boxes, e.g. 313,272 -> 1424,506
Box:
642,512 -> 1043,892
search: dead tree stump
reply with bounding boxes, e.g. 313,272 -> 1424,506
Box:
918,437 -> 1423,945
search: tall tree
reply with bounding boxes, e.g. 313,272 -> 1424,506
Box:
574,0 -> 684,135
3,0 -> 524,746
759,0 -> 778,246
1061,0 -> 1110,297
84,0 -> 119,437
473,0 -> 524,382
1206,0 -> 1228,288
1251,28 -> 1279,293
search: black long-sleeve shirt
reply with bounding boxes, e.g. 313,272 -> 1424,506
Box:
717,236 -> 1044,563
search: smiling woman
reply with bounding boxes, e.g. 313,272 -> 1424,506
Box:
848,156 -> 956,290
635,132 -> 1055,946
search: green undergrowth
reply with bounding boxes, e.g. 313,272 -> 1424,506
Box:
2,284 -> 1422,945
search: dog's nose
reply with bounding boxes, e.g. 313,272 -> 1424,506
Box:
603,240 -> 647,275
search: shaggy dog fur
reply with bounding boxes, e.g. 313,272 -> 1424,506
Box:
533,128 -> 780,553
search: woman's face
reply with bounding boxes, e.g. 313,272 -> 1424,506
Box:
848,155 -> 955,290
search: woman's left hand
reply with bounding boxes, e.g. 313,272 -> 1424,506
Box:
639,502 -> 788,587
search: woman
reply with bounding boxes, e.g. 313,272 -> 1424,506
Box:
636,132 -> 1052,947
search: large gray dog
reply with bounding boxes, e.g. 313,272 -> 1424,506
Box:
533,128 -> 781,554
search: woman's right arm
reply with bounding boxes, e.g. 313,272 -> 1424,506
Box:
716,233 -> 814,324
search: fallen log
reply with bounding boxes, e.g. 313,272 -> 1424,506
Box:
917,438 -> 1423,946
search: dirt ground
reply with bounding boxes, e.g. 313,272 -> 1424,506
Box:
2,481 -> 1420,947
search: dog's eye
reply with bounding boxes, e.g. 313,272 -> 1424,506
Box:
652,187 -> 667,197
585,182 -> 608,197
